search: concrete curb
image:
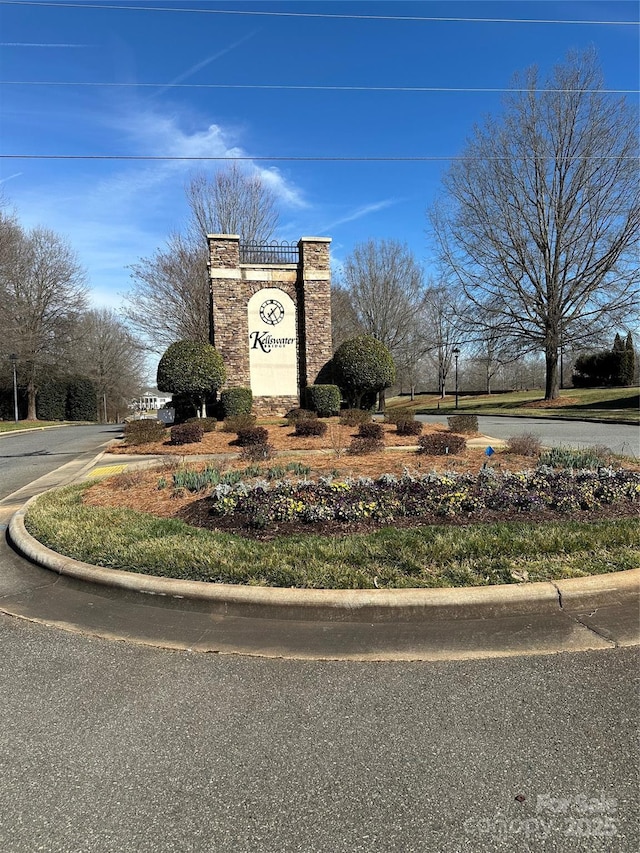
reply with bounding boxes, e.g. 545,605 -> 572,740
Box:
9,496 -> 639,624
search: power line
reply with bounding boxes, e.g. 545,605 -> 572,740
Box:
2,154 -> 637,162
0,0 -> 637,25
1,80 -> 637,94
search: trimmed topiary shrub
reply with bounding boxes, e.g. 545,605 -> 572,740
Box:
157,340 -> 226,416
222,413 -> 257,432
339,408 -> 372,427
304,384 -> 341,417
396,420 -> 423,437
220,387 -> 253,418
124,420 -> 166,446
294,419 -> 328,437
185,416 -> 217,433
358,422 -> 384,440
447,414 -> 478,434
285,408 -> 317,424
347,437 -> 385,456
170,423 -> 204,445
236,426 -> 269,447
418,432 -> 466,456
333,335 -> 396,409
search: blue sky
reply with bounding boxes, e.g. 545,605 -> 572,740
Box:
1,0 -> 638,312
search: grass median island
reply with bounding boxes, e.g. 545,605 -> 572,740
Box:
24,478 -> 640,589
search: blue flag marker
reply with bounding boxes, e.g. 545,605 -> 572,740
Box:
485,446 -> 495,457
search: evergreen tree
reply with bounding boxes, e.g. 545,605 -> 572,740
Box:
621,332 -> 636,385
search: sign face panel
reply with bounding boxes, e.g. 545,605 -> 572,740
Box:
247,288 -> 297,396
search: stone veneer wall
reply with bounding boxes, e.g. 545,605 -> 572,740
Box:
207,235 -> 333,416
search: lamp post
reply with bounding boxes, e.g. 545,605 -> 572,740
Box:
9,353 -> 18,423
452,347 -> 460,409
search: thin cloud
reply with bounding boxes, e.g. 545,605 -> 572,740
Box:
0,172 -> 23,185
0,42 -> 88,47
151,31 -> 258,98
320,199 -> 400,231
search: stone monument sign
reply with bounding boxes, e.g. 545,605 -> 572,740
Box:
207,235 -> 333,415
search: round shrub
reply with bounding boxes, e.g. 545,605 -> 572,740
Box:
506,433 -> 542,457
347,437 -> 385,456
294,419 -> 328,437
384,407 -> 415,425
358,422 -> 384,440
222,413 -> 257,433
220,387 -> 253,418
418,432 -> 466,456
236,426 -> 269,447
185,416 -> 217,433
339,408 -> 372,427
124,420 -> 166,446
396,420 -> 423,437
333,335 -> 396,409
285,408 -> 317,424
169,423 -> 204,445
157,341 -> 226,410
447,414 -> 479,435
304,384 -> 341,417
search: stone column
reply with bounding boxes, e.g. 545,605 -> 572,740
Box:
206,235 -> 250,386
298,237 -> 332,390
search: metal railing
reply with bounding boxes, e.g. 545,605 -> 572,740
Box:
239,241 -> 299,264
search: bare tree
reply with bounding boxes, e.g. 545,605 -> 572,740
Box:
420,283 -> 468,398
186,162 -> 279,244
72,309 -> 147,421
340,239 -> 425,408
0,220 -> 88,419
430,49 -> 639,399
125,163 -> 281,353
125,232 -> 210,351
330,282 -> 362,351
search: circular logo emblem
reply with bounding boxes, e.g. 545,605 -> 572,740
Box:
259,299 -> 285,325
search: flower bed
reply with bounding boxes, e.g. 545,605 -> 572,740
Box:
204,466 -> 640,532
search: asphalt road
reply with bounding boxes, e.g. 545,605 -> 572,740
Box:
0,424 -> 119,500
419,415 -> 640,457
0,617 -> 637,853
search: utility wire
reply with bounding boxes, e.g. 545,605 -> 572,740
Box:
2,154 -> 637,161
1,81 -> 637,94
0,0 -> 637,25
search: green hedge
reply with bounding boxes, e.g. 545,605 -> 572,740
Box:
304,384 -> 341,417
220,387 -> 253,417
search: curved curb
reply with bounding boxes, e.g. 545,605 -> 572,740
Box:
9,496 -> 640,624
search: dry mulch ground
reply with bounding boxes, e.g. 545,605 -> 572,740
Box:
88,420 -> 638,540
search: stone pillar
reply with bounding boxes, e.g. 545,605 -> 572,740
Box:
298,237 -> 332,390
206,235 -> 249,386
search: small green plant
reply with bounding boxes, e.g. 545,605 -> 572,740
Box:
418,433 -> 466,456
222,413 -> 257,432
506,433 -> 543,457
339,408 -> 372,427
123,420 -> 166,446
538,445 -> 614,470
286,462 -> 311,477
220,387 -> 253,418
294,419 -> 328,437
447,414 -> 478,434
358,422 -> 384,440
266,465 -> 287,480
170,423 -> 204,445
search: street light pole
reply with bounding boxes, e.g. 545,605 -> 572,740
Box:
9,354 -> 18,423
452,347 -> 460,410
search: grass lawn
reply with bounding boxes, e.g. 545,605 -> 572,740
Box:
0,420 -> 72,433
392,387 -> 639,423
